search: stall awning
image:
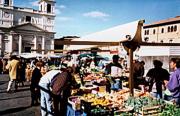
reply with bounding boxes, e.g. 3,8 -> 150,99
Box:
67,20 -> 144,50
136,46 -> 170,56
136,46 -> 180,56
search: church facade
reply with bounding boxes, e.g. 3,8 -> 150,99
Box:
0,0 -> 56,56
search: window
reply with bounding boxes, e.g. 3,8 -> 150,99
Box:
161,28 -> 164,33
144,30 -> 146,35
26,16 -> 31,22
169,39 -> 173,43
41,5 -> 42,11
171,26 -> 174,32
47,4 -> 51,13
168,26 -> 170,32
4,0 -> 9,6
153,29 -> 156,34
174,25 -> 177,32
147,30 -> 149,35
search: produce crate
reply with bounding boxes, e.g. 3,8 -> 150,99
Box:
135,105 -> 162,116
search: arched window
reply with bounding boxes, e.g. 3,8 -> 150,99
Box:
153,29 -> 156,34
144,30 -> 146,35
174,25 -> 177,32
144,37 -> 149,42
171,26 -> 173,32
168,26 -> 170,32
161,28 -> 164,33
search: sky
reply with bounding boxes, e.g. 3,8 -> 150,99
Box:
14,0 -> 180,38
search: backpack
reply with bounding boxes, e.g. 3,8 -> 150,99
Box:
50,72 -> 69,96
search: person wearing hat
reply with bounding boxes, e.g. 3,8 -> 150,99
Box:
105,55 -> 123,92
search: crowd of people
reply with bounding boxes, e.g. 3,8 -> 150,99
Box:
2,53 -> 180,115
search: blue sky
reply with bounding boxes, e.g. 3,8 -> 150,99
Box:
14,0 -> 180,38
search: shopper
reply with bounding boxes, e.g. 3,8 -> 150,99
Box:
30,62 -> 42,106
17,58 -> 26,87
6,55 -> 20,92
167,58 -> 180,107
51,67 -> 75,116
105,55 -> 123,92
39,69 -> 60,116
0,58 -> 3,74
146,60 -> 169,98
26,63 -> 32,82
133,60 -> 145,89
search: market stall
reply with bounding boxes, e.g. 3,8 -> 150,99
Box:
63,20 -> 180,115
67,20 -> 144,96
20,53 -> 43,59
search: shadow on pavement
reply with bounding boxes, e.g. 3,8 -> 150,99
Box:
0,106 -> 31,115
0,87 -> 30,94
0,95 -> 29,101
0,81 -> 8,85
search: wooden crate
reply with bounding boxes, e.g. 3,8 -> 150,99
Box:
135,105 -> 162,116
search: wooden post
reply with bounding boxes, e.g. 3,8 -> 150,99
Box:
129,48 -> 134,96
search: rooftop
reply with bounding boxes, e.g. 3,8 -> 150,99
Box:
144,16 -> 180,28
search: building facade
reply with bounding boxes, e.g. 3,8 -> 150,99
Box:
143,16 -> 180,43
0,0 -> 56,56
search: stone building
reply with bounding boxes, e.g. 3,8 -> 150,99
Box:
143,16 -> 180,43
0,0 -> 56,56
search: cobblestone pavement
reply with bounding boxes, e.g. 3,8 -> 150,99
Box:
0,74 -> 41,116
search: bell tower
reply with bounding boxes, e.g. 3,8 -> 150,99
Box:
0,0 -> 13,6
39,0 -> 55,14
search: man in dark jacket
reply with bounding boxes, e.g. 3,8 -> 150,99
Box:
146,60 -> 169,98
51,67 -> 79,116
30,62 -> 42,106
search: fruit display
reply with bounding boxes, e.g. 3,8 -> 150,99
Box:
70,71 -> 178,115
80,89 -> 130,109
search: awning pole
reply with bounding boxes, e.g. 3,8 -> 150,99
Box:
129,48 -> 134,96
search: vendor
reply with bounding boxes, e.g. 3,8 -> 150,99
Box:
105,55 -> 123,92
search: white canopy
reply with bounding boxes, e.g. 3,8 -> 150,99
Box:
67,20 -> 143,50
136,46 -> 180,56
20,53 -> 43,59
136,46 -> 170,56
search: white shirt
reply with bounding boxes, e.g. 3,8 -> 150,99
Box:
39,70 -> 60,86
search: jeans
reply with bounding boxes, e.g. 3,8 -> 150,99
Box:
111,79 -> 122,91
151,92 -> 162,99
40,84 -> 54,116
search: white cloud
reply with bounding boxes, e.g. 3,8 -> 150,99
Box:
56,5 -> 66,10
55,9 -> 61,15
83,11 -> 110,20
56,17 -> 72,21
59,5 -> 66,9
55,5 -> 66,15
30,1 -> 39,7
